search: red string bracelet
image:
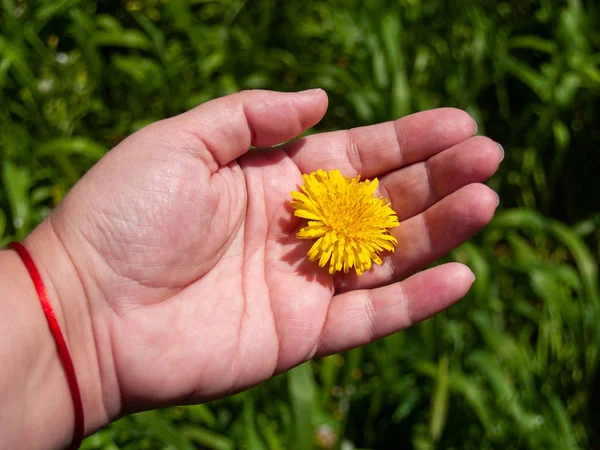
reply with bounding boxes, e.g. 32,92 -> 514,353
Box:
9,241 -> 84,450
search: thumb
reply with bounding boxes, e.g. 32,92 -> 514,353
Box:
162,89 -> 328,167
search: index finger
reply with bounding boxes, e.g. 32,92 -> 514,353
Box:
285,108 -> 477,178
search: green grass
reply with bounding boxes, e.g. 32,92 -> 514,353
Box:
1,0 -> 600,448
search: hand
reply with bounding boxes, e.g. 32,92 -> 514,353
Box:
25,89 -> 502,435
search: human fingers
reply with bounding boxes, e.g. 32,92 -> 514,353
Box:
314,263 -> 474,356
151,89 -> 328,172
334,183 -> 498,292
286,108 -> 476,178
378,136 -> 503,222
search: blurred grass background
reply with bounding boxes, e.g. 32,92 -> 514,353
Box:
1,0 -> 600,448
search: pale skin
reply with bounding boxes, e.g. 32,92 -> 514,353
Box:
0,89 -> 503,449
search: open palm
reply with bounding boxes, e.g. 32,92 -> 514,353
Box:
32,90 -> 501,425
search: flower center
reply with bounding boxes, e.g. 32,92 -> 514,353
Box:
321,191 -> 371,238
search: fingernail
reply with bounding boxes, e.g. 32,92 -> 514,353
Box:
497,142 -> 505,161
298,88 -> 323,96
471,270 -> 476,282
494,190 -> 500,206
472,119 -> 478,136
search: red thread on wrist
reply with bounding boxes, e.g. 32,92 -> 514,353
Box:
9,241 -> 84,450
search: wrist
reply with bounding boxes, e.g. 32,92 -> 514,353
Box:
0,250 -> 72,448
9,218 -> 116,446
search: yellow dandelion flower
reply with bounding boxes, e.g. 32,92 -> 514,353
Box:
290,169 -> 400,276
